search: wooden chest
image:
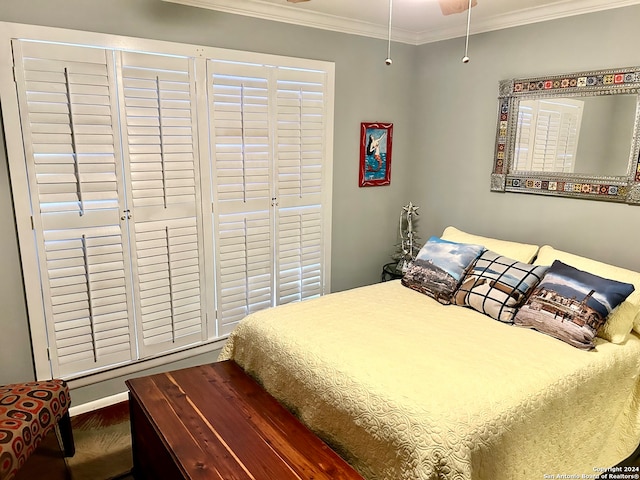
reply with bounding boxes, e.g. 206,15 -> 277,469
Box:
126,360 -> 364,480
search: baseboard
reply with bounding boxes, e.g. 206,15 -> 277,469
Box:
69,391 -> 129,417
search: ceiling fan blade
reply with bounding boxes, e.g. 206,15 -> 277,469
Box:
438,0 -> 477,16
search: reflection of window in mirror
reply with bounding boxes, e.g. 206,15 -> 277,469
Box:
492,68 -> 640,203
514,98 -> 583,172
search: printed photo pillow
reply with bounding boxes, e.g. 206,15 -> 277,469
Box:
514,260 -> 635,350
453,250 -> 548,323
401,237 -> 485,304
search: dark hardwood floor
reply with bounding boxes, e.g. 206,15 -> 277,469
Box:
13,426 -> 134,480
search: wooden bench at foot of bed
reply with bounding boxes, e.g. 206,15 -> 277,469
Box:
126,360 -> 364,480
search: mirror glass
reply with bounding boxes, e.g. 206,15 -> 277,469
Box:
512,95 -> 636,176
491,66 -> 640,204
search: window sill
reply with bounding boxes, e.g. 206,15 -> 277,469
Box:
65,338 -> 228,389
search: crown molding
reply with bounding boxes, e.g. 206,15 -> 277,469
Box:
163,0 -> 420,44
415,0 -> 640,44
163,0 -> 640,46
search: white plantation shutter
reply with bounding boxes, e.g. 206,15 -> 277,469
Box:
514,104 -> 533,171
275,68 -> 327,304
515,99 -> 582,172
209,61 -> 330,325
43,226 -> 132,377
531,107 -> 580,172
209,60 -> 274,334
6,27 -> 333,381
209,61 -> 272,206
11,39 -> 135,377
277,206 -> 323,303
119,51 -> 205,357
120,52 -> 200,210
132,219 -> 203,355
216,211 -> 272,335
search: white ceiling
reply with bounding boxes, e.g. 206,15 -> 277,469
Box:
163,0 -> 640,45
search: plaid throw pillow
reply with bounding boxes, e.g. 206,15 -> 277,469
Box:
453,250 -> 548,323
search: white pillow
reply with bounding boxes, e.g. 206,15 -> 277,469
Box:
441,226 -> 539,263
534,245 -> 640,343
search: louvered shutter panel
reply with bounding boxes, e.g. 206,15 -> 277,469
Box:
514,105 -> 533,171
531,109 -> 578,172
8,32 -> 334,381
532,110 -> 561,171
119,51 -> 205,357
555,112 -> 579,172
216,211 -> 272,335
209,60 -> 273,335
518,99 -> 581,173
12,40 -> 134,377
275,68 -> 327,304
532,107 -> 580,173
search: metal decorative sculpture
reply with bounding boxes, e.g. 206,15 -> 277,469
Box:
393,202 -> 420,273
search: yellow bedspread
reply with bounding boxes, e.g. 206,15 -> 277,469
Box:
219,280 -> 640,480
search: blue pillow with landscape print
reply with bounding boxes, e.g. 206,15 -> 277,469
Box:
401,236 -> 485,304
514,260 -> 635,350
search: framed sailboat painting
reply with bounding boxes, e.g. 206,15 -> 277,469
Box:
359,122 -> 393,187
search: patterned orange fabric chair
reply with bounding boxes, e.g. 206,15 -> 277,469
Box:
0,380 -> 74,480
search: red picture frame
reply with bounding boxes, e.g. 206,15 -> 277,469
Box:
359,122 -> 393,187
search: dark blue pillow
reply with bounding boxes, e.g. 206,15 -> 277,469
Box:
514,260 -> 635,350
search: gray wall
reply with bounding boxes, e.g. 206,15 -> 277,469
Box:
412,5 -> 640,273
576,96 -> 634,176
0,103 -> 33,383
1,1 -> 640,401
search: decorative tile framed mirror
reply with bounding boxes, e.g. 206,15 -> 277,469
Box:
491,66 -> 640,204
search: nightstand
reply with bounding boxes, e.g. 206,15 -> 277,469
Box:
381,262 -> 404,282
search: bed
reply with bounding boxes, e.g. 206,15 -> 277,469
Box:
218,228 -> 640,480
